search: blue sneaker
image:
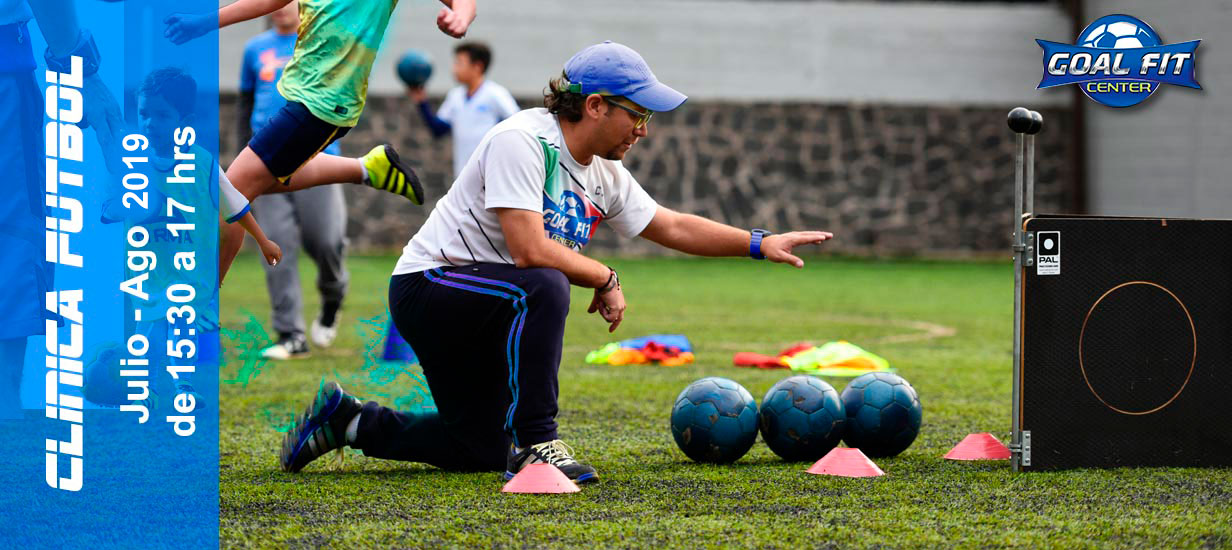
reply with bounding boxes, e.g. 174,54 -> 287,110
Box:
280,381 -> 363,473
505,440 -> 598,484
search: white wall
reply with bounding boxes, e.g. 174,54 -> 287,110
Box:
1083,0 -> 1232,217
218,0 -> 1071,106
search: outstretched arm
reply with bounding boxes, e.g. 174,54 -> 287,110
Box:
165,0 -> 292,44
218,0 -> 293,28
639,206 -> 833,268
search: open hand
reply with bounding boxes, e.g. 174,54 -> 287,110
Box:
762,231 -> 834,268
163,13 -> 214,45
588,286 -> 626,333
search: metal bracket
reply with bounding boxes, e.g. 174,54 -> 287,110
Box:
1010,430 -> 1032,467
1025,232 -> 1034,267
1013,232 -> 1035,268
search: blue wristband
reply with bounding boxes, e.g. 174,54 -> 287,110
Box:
749,229 -> 770,260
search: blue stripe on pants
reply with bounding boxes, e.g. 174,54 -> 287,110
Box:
424,268 -> 530,446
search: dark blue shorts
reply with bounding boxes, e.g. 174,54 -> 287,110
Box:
247,101 -> 350,184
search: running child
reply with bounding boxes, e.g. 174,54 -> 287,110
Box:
164,0 -> 478,279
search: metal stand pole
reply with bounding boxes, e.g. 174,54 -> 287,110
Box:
1006,108 -> 1042,471
1026,134 -> 1036,216
1011,132 -> 1026,472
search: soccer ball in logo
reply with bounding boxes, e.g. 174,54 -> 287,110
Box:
1079,15 -> 1160,49
1071,14 -> 1165,108
560,190 -> 587,220
670,377 -> 759,463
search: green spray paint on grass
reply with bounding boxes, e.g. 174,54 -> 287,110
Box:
258,311 -> 437,434
220,309 -> 273,389
336,311 -> 436,414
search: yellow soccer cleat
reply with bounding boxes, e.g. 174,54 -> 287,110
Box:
361,144 -> 425,205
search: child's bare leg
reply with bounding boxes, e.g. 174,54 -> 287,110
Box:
219,147 -> 278,280
270,153 -> 363,194
228,146 -> 280,200
270,146 -> 425,204
219,149 -> 358,280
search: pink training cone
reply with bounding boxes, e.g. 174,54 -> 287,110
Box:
806,447 -> 885,477
944,433 -> 1011,461
500,463 -> 581,494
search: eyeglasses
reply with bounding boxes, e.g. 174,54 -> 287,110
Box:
603,97 -> 653,129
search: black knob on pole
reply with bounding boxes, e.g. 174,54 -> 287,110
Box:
1025,110 -> 1044,135
1007,107 -> 1032,134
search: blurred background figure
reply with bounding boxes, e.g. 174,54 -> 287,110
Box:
239,1 -> 349,360
408,41 -> 519,178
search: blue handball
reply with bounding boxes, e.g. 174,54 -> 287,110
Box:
396,49 -> 433,87
759,375 -> 846,461
670,377 -> 758,463
840,372 -> 922,458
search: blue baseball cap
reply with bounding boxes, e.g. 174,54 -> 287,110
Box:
564,41 -> 687,112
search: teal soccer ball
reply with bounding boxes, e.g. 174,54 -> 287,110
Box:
840,372 -> 922,457
670,377 -> 758,463
759,375 -> 846,461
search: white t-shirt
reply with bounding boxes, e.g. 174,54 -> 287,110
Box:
393,108 -> 659,275
437,80 -> 520,177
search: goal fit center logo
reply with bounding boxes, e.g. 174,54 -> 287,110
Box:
1037,14 -> 1201,107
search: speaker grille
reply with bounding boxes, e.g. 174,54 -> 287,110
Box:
1021,217 -> 1232,470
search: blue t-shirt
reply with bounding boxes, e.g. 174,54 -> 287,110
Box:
240,29 -> 340,155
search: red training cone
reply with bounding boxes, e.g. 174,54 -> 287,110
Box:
944,433 -> 1011,461
806,447 -> 885,477
500,463 -> 581,494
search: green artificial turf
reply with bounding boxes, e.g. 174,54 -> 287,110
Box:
219,255 -> 1232,549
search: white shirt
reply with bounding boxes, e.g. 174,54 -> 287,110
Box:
394,108 -> 659,275
437,80 -> 520,177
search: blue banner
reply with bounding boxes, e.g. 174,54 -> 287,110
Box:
1038,39 -> 1202,89
0,0 -> 219,546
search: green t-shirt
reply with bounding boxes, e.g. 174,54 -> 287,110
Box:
277,0 -> 398,127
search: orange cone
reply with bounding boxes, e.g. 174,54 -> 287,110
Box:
806,447 -> 885,477
500,463 -> 581,494
944,433 -> 1010,461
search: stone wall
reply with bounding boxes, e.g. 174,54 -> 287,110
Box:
220,94 -> 1073,256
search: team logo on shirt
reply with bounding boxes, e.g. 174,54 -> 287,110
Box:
543,190 -> 601,251
258,48 -> 292,82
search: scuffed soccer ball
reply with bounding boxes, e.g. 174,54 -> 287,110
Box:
758,375 -> 845,461
840,372 -> 922,458
1080,17 -> 1159,49
670,377 -> 758,463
